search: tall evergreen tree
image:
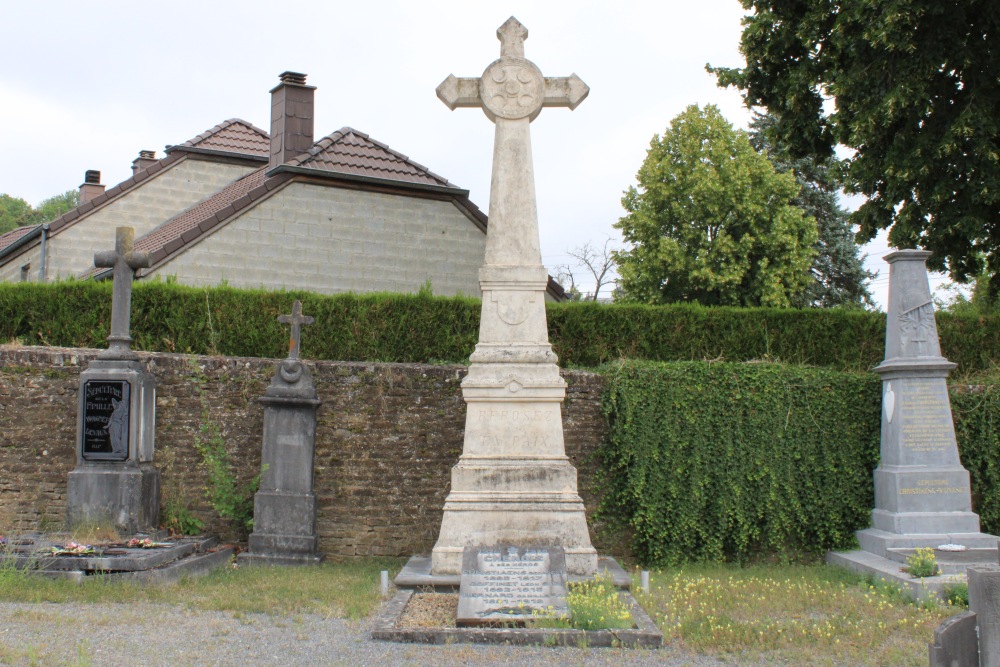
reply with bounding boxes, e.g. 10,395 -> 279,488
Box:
748,113 -> 874,308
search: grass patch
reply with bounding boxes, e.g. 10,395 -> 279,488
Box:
636,563 -> 963,666
0,558 -> 402,619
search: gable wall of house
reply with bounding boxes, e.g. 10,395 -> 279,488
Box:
43,159 -> 259,279
149,182 -> 486,297
0,244 -> 42,283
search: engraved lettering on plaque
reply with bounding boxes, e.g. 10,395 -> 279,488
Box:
899,379 -> 951,452
82,380 -> 131,461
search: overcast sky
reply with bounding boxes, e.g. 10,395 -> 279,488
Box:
0,0 -> 952,309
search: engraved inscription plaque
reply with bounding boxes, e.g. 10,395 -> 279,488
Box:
81,380 -> 130,461
456,546 -> 568,626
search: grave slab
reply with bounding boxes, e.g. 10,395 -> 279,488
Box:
456,546 -> 567,627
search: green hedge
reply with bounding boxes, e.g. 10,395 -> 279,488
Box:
953,385 -> 1000,536
599,360 -> 1000,565
1,281 -> 999,372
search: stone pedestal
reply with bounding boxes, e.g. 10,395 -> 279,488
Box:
244,357 -> 322,565
67,359 -> 160,533
430,18 -> 597,576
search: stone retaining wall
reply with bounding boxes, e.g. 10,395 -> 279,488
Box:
0,347 -> 619,559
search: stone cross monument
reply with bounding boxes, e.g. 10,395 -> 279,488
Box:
243,300 -> 323,565
94,227 -> 151,360
67,226 -> 159,534
431,17 -> 598,576
859,250 -> 995,555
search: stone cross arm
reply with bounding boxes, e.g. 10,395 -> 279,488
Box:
437,73 -> 589,111
94,228 -> 151,271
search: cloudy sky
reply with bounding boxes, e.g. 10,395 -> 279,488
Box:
0,1 -> 950,308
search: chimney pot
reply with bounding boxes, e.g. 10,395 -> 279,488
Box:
84,170 -> 101,184
269,72 -> 316,171
280,71 -> 308,85
132,150 -> 158,174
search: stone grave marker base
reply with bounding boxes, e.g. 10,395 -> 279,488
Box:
66,465 -> 160,536
0,532 -> 234,584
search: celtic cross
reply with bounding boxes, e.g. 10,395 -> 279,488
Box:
94,227 -> 151,360
436,17 -> 588,268
277,300 -> 314,360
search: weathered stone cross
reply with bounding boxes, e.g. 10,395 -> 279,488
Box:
94,226 -> 150,360
277,300 -> 313,360
436,16 -> 588,268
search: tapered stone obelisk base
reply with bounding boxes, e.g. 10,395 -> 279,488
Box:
858,250 -> 994,555
430,17 -> 597,576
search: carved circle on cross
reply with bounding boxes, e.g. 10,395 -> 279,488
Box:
480,57 -> 544,121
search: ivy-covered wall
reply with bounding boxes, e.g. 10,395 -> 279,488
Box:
598,361 -> 1000,565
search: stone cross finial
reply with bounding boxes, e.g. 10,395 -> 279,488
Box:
497,16 -> 528,57
277,300 -> 314,360
94,227 -> 151,360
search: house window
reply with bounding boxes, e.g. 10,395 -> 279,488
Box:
20,264 -> 30,282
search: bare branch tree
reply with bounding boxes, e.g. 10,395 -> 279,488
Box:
566,238 -> 618,301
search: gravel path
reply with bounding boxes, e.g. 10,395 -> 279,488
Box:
0,601 -> 753,666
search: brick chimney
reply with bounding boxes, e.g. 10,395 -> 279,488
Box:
269,71 -> 315,171
131,150 -> 157,174
79,170 -> 105,204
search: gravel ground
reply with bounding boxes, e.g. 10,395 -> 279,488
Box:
0,601 -> 754,667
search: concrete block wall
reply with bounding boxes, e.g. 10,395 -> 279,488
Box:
150,183 -> 486,298
44,159 -> 258,279
0,346 -> 620,559
0,244 -> 42,283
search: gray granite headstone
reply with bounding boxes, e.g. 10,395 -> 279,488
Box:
242,300 -> 322,565
456,546 -> 567,627
67,227 -> 159,534
929,610 -> 980,667
970,564 -> 1000,667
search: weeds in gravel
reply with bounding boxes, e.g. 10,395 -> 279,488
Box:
635,564 -> 963,666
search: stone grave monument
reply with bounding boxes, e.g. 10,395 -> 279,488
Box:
241,300 -> 323,565
67,226 -> 159,533
429,16 -> 597,576
829,250 -> 998,597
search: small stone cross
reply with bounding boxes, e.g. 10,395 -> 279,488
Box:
94,227 -> 150,360
277,300 -> 314,360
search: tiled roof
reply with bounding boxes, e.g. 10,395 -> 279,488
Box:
135,167 -> 269,257
0,225 -> 38,253
45,121 -> 268,239
172,119 -> 270,157
287,128 -> 455,188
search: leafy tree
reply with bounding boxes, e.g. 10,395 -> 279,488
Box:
0,190 -> 79,235
614,104 -> 817,307
711,0 -> 1000,292
35,190 -> 78,223
0,195 -> 34,234
748,113 -> 874,308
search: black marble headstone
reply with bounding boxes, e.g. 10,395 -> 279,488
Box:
81,380 -> 130,461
